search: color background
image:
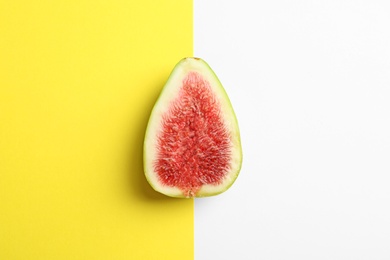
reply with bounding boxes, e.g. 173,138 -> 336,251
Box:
0,1 -> 192,259
1,1 -> 390,259
194,1 -> 390,259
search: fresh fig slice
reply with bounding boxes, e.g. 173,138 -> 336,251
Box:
143,57 -> 242,198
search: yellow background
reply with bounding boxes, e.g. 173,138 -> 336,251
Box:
0,1 -> 193,259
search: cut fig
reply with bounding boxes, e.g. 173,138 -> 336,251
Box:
143,57 -> 242,198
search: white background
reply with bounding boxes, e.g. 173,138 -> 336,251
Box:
194,1 -> 390,259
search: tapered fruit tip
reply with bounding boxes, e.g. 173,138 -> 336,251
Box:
144,58 -> 242,198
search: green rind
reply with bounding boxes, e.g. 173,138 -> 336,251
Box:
143,57 -> 243,198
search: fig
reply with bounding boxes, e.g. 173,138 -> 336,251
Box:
144,57 -> 242,198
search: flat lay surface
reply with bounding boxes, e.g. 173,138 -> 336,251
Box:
1,1 -> 390,259
0,1 -> 193,259
194,1 -> 390,259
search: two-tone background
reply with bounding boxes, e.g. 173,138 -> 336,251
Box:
1,1 -> 390,259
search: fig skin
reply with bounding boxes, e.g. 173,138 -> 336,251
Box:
143,57 -> 242,198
